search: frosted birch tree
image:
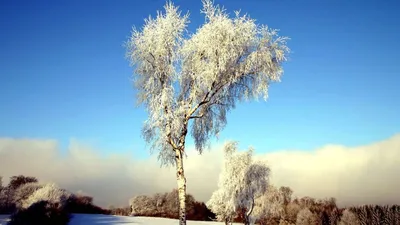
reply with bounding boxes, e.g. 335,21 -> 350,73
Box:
207,141 -> 270,225
126,0 -> 289,224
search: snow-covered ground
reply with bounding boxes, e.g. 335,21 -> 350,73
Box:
0,214 -> 241,225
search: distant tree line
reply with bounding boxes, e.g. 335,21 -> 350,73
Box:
128,185 -> 400,225
250,192 -> 400,225
204,142 -> 400,225
1,174 -> 399,225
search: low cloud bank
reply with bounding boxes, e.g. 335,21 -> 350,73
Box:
1,134 -> 399,207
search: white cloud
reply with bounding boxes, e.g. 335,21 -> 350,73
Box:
0,134 -> 399,207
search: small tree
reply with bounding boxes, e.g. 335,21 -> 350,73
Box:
126,0 -> 289,224
207,141 -> 270,225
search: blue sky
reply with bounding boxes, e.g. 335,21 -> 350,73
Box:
1,0 -> 399,158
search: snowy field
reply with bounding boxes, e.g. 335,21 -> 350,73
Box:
0,214 -> 241,225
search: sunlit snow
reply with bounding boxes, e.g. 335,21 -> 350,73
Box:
0,214 -> 242,225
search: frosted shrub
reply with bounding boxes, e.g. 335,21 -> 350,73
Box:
21,183 -> 71,209
13,182 -> 44,208
130,195 -> 157,216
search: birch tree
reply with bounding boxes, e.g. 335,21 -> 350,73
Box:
126,0 -> 289,224
207,141 -> 270,225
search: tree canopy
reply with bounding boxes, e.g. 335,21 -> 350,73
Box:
126,0 -> 289,165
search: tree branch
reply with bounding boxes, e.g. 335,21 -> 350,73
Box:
167,135 -> 178,150
186,69 -> 254,121
188,115 -> 203,119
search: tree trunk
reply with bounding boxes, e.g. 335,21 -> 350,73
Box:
244,208 -> 250,225
175,148 -> 186,225
244,197 -> 255,225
